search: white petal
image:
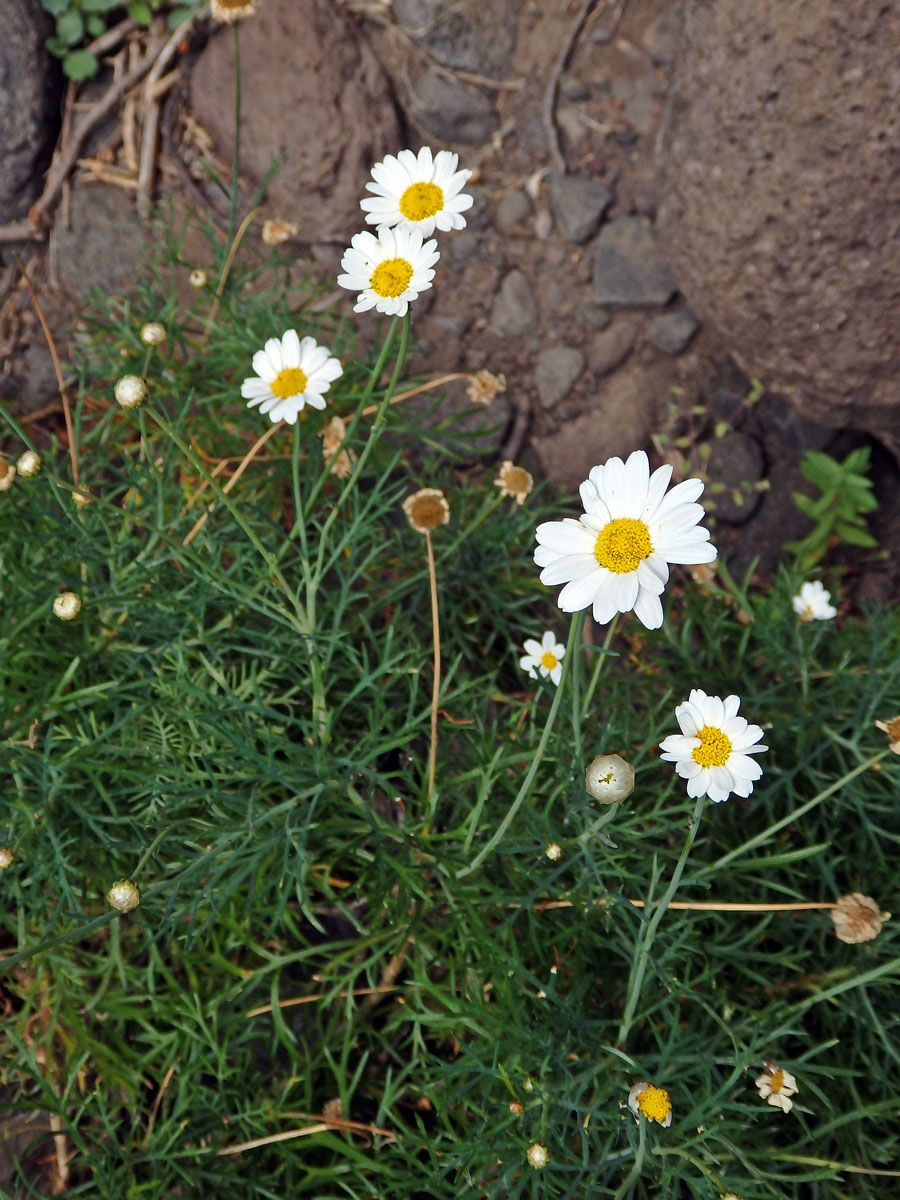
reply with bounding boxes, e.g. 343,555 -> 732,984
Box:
523,639 -> 543,658
252,349 -> 277,382
281,329 -> 301,367
558,571 -> 605,612
632,587 -> 663,629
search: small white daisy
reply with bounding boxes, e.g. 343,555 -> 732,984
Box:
519,630 -> 566,686
792,580 -> 837,622
659,689 -> 768,804
337,224 -> 439,317
754,1062 -> 798,1113
534,450 -> 716,630
241,330 -> 342,425
361,147 -> 473,238
627,1082 -> 673,1127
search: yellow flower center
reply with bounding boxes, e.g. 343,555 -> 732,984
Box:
399,181 -> 444,222
769,1069 -> 785,1093
692,726 -> 733,768
594,518 -> 652,574
541,650 -> 558,671
637,1085 -> 672,1123
371,257 -> 414,298
270,367 -> 308,399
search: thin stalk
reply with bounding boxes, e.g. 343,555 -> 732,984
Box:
424,529 -> 441,827
613,1115 -> 646,1200
582,614 -> 619,714
457,610 -> 583,878
227,22 -> 241,245
132,828 -> 169,880
617,792 -> 707,1047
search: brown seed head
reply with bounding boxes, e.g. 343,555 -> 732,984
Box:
493,460 -> 533,506
402,487 -> 450,534
831,892 -> 890,944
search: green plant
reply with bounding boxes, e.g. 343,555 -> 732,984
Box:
785,447 -> 878,570
42,0 -> 202,80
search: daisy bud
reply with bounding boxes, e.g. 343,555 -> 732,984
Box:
545,842 -> 563,861
509,1100 -> 523,1115
526,1143 -> 549,1169
189,268 -> 209,289
107,879 -> 141,913
53,591 -> 82,621
115,375 -> 149,410
585,753 -> 634,804
0,460 -> 15,492
140,322 -> 166,347
16,450 -> 42,478
831,892 -> 890,944
0,848 -> 14,870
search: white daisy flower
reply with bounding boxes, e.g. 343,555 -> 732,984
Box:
361,147 -> 473,237
519,630 -> 566,686
627,1081 -> 673,1127
659,689 -> 768,804
241,330 -> 342,425
792,580 -> 837,622
337,224 -> 439,317
534,450 -> 716,630
754,1062 -> 798,1113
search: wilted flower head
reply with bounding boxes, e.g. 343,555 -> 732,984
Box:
494,460 -> 533,506
319,415 -> 355,480
0,459 -> 15,492
189,267 -> 209,289
467,369 -> 506,405
585,753 -> 634,804
140,322 -> 166,347
525,1143 -> 549,1169
755,1062 -> 797,1112
107,879 -> 141,912
115,374 -> 149,410
875,715 -> 900,754
53,591 -> 82,621
659,689 -> 767,804
16,450 -> 42,478
402,488 -> 449,534
262,218 -> 299,246
792,579 -> 837,621
831,892 -> 890,944
72,484 -> 93,508
0,848 -> 14,870
628,1082 -> 672,1126
209,0 -> 257,21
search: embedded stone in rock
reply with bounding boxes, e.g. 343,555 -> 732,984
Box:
190,0 -> 401,241
587,319 -> 637,377
548,173 -> 614,245
648,308 -> 699,355
406,68 -> 497,144
55,186 -> 148,297
0,0 -> 61,221
392,0 -> 524,79
704,431 -> 766,525
534,345 -> 585,409
489,269 -> 539,336
593,217 -> 676,307
495,190 -> 532,232
657,0 -> 900,457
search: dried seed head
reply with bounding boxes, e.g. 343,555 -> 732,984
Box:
319,415 -> 355,479
493,460 -> 534,505
107,879 -> 141,913
262,218 -> 299,246
831,892 -> 890,944
140,322 -> 166,347
875,715 -> 900,753
0,459 -> 15,492
16,450 -> 42,477
402,487 -> 450,534
585,753 -> 634,804
209,0 -> 257,21
526,1143 -> 549,1169
53,591 -> 82,621
115,375 -> 149,410
0,848 -> 14,870
189,267 -> 209,289
467,369 -> 506,405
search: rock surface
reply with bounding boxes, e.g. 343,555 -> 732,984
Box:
489,269 -> 539,335
534,344 -> 585,409
593,216 -> 676,307
190,0 -> 401,241
658,0 -> 900,456
705,431 -> 765,524
0,0 -> 60,222
648,308 -> 699,355
55,186 -> 148,296
549,173 -> 613,244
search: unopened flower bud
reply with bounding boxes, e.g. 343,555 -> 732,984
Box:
585,753 -> 634,804
140,322 -> 166,347
115,375 -> 149,410
189,268 -> 208,289
53,591 -> 82,621
0,848 -> 14,869
526,1143 -> 549,1169
107,879 -> 140,913
545,842 -> 562,861
16,450 -> 41,477
509,1100 -> 523,1115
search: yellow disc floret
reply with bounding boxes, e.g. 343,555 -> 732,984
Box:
271,367 -> 308,400
371,257 -> 414,298
594,518 -> 652,574
692,725 -> 733,768
541,650 -> 558,670
637,1084 -> 672,1124
769,1069 -> 784,1093
399,181 -> 444,223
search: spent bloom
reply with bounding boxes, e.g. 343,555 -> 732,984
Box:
792,579 -> 837,621
402,488 -> 449,534
659,689 -> 767,804
0,460 -> 15,492
361,147 -> 473,237
261,218 -> 298,245
16,450 -> 42,477
115,374 -> 149,410
494,460 -> 533,506
209,0 -> 257,21
0,848 -> 14,870
467,369 -> 506,405
241,330 -> 342,425
534,450 -> 716,630
319,415 -> 355,480
525,1143 -> 549,1169
875,714 -> 900,753
338,224 -> 439,317
53,592 -> 82,621
628,1082 -> 672,1127
585,753 -> 634,804
831,892 -> 890,944
140,322 -> 166,347
72,484 -> 93,508
755,1062 -> 798,1113
520,630 -> 566,686
107,879 -> 141,912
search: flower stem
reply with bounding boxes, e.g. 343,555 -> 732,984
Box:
227,22 -> 241,246
617,792 -> 707,1047
423,528 -> 441,828
582,614 -> 619,715
613,1113 -> 646,1200
457,610 -> 582,877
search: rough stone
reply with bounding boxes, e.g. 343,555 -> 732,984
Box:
55,186 -> 148,297
610,70 -> 661,137
407,68 -> 497,144
593,216 -> 676,307
534,345 -> 585,409
582,304 -> 612,331
657,0 -> 900,457
495,190 -> 532,231
641,3 -> 684,68
648,308 -> 699,355
587,319 -> 638,376
704,431 -> 766,524
489,269 -> 539,335
548,173 -> 614,244
559,72 -> 590,102
0,0 -> 61,221
392,0 -> 524,78
190,0 -> 401,241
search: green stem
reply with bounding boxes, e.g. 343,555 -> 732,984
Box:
617,792 -> 707,1047
613,1114 -> 646,1200
582,614 -> 619,715
457,610 -> 583,878
227,22 -> 241,246
132,828 -> 169,880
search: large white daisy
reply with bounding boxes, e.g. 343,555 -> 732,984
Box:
337,224 -> 439,317
361,147 -> 473,238
241,330 -> 342,425
659,689 -> 768,804
534,450 -> 716,630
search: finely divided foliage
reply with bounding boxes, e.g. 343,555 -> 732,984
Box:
0,135 -> 898,1200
